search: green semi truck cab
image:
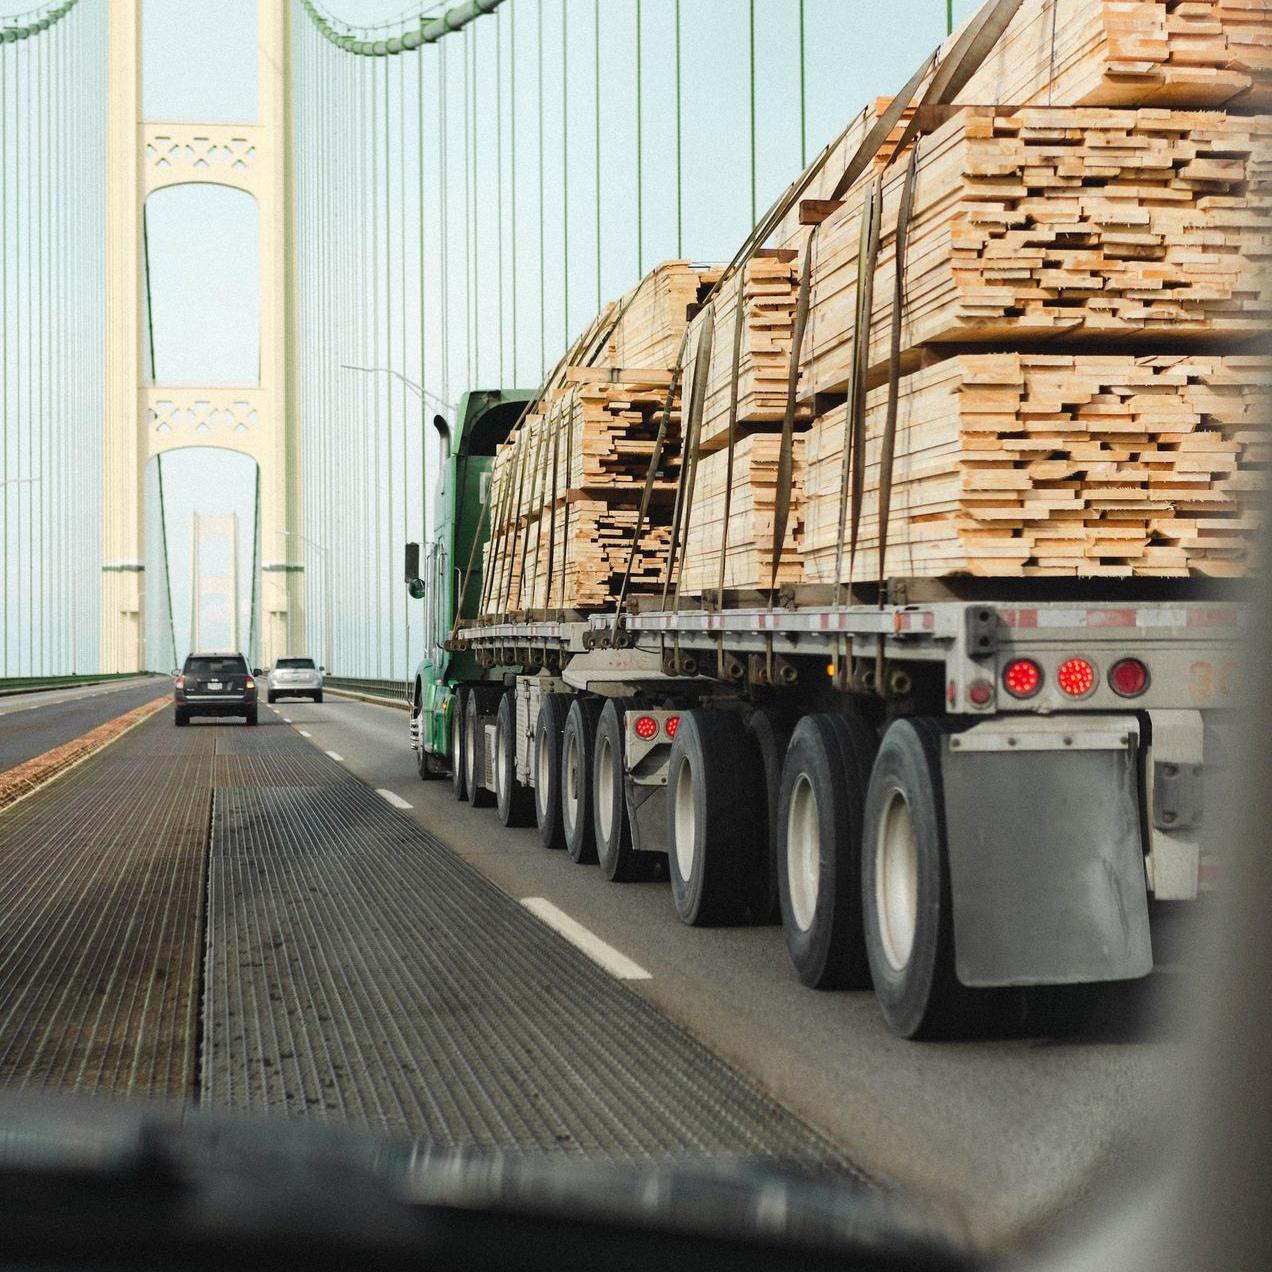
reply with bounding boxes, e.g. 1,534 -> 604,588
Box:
404,388 -> 534,777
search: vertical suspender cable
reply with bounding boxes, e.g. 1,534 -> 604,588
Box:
537,0 -> 545,377
400,53 -> 409,676
562,0 -> 569,348
675,0 -> 682,257
509,1 -> 518,385
418,39 -> 426,556
594,0 -> 601,310
749,0 -> 757,227
635,0 -> 643,276
2,38 -> 8,673
496,6 -> 504,385
439,39 -> 449,407
384,55 -> 394,676
470,22 -> 478,387
799,0 -> 807,167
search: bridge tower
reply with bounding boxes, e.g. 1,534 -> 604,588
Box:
101,0 -> 303,671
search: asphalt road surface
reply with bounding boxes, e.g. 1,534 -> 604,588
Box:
0,677 -> 168,773
259,691 -> 1197,1249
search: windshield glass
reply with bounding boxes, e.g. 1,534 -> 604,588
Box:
1,0 -> 1266,1267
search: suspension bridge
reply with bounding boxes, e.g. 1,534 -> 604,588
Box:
0,0 -> 1231,1255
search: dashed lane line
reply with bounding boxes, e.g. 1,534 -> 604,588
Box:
519,898 -> 652,981
325,751 -> 344,762
376,788 -> 413,810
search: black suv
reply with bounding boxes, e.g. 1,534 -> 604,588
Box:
174,652 -> 258,726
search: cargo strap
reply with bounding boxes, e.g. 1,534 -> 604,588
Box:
609,328 -> 690,642
715,272 -> 750,612
768,232 -> 814,594
663,304 -> 716,617
832,173 -> 883,607
875,142 -> 920,600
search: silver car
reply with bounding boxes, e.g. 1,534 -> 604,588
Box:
266,656 -> 324,704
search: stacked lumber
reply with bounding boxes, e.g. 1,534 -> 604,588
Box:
680,251 -> 812,454
679,434 -> 806,594
800,107 -> 1272,402
801,353 -> 1270,581
603,261 -> 721,368
952,0 -> 1272,111
479,261 -> 720,616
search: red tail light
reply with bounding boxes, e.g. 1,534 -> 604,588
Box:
1002,658 -> 1041,699
1109,657 -> 1149,697
175,675 -> 184,689
633,714 -> 658,741
1057,657 -> 1097,697
245,678 -> 256,691
664,715 -> 681,738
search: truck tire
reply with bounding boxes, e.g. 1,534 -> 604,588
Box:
495,691 -> 534,827
667,709 -> 765,925
534,693 -> 570,850
746,707 -> 796,924
777,712 -> 877,989
465,686 -> 496,808
862,717 -> 975,1039
450,689 -> 469,801
562,697 -> 603,863
593,697 -> 652,882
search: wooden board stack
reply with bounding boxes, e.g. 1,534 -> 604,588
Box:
679,434 -> 807,594
952,0 -> 1272,111
800,107 -> 1272,401
679,250 -> 811,454
480,260 -> 718,616
802,353 -> 1270,580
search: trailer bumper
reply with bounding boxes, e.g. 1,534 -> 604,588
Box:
941,715 -> 1152,988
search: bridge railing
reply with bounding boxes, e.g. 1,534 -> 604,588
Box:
323,676 -> 412,709
0,672 -> 158,699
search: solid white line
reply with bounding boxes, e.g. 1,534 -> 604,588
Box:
520,898 -> 651,981
298,730 -> 311,738
325,750 -> 344,762
376,788 -> 413,810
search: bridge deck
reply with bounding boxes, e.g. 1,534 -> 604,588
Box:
0,713 -> 855,1172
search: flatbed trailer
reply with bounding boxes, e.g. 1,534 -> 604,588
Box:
417,590 -> 1243,1037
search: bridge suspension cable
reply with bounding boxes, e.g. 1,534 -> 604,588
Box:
0,0 -> 106,677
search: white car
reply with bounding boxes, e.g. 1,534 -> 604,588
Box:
266,657 -> 324,704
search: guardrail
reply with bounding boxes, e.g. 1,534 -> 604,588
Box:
0,671 -> 158,699
323,676 -> 412,708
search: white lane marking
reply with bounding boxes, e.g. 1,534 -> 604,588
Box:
298,730 -> 312,738
325,750 -> 344,762
282,717 -> 292,723
377,788 -> 413,810
520,898 -> 651,981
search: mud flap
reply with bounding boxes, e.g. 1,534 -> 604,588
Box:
941,717 -> 1152,987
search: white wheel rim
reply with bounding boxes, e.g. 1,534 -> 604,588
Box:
596,733 -> 614,841
673,759 -> 696,882
563,730 -> 580,836
876,787 -> 919,972
536,726 -> 551,818
452,710 -> 461,775
495,717 -> 507,804
465,703 -> 476,786
786,774 -> 820,932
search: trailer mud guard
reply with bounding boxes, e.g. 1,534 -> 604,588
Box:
940,716 -> 1152,987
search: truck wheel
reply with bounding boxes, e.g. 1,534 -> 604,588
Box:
777,712 -> 877,989
534,693 -> 570,850
593,697 -> 651,882
465,687 -> 496,808
863,717 -> 974,1039
746,708 -> 795,924
667,710 -> 764,925
495,691 -> 535,827
562,697 -> 602,863
450,689 -> 469,801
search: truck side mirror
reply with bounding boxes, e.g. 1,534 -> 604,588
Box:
404,541 -> 420,583
407,577 -> 427,600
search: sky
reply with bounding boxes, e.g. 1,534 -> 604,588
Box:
3,0 -> 988,670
